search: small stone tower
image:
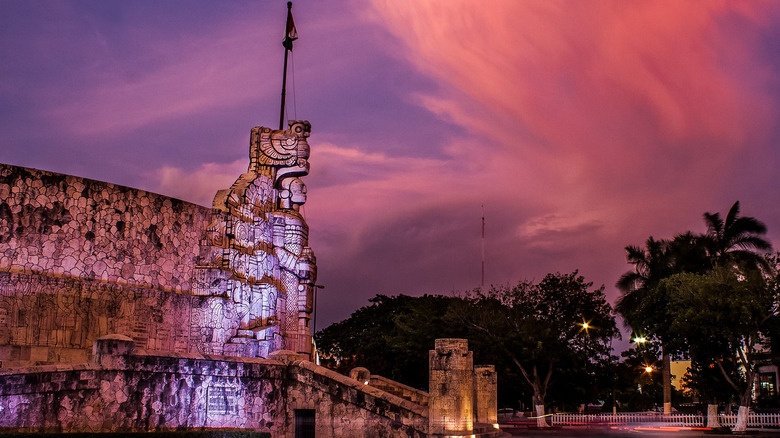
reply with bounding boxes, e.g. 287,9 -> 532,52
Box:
429,338 -> 474,435
474,365 -> 498,425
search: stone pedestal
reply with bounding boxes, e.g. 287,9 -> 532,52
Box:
429,338 -> 473,435
474,365 -> 497,425
224,330 -> 260,358
92,334 -> 135,369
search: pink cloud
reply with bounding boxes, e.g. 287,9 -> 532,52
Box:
150,159 -> 247,207
301,0 -> 780,312
368,0 -> 779,230
8,0 -> 778,327
373,1 -> 773,144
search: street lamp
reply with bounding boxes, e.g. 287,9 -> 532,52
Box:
311,284 -> 324,336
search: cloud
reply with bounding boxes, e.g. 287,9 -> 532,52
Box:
47,33 -> 273,137
4,0 -> 780,330
368,0 -> 780,234
303,0 -> 780,324
151,159 -> 247,206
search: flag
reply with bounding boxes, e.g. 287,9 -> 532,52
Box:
283,4 -> 298,51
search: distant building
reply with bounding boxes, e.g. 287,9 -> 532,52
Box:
670,360 -> 690,391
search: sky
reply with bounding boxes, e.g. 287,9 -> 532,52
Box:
3,1 -> 780,344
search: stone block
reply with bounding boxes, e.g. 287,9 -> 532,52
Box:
92,334 -> 135,369
429,338 -> 474,435
473,364 -> 498,425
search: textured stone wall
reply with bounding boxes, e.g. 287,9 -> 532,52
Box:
474,365 -> 498,425
0,272 -> 192,367
429,338 -> 474,435
0,339 -> 286,434
0,271 -> 245,368
0,337 -> 429,438
367,374 -> 430,407
0,164 -> 211,291
0,163 -> 273,365
287,360 -> 427,437
1,122 -> 318,364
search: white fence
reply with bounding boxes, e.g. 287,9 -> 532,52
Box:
720,412 -> 780,428
551,412 -> 780,429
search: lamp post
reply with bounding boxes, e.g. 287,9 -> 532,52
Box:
311,284 -> 324,336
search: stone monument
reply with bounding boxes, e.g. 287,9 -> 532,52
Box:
0,121 -> 316,365
190,120 -> 317,359
0,122 -> 506,436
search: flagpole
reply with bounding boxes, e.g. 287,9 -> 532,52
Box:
279,1 -> 293,130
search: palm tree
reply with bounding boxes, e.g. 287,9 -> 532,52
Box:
616,237 -> 676,413
702,201 -> 772,271
616,238 -> 670,293
617,202 -> 773,418
616,237 -> 670,346
616,234 -> 702,415
699,201 -> 773,429
667,231 -> 710,275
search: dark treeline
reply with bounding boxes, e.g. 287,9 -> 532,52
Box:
315,201 -> 780,427
315,272 -> 618,414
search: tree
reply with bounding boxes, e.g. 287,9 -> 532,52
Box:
702,201 -> 772,271
616,237 -> 673,298
616,202 -> 772,416
314,294 -> 467,390
661,264 -> 779,431
615,236 -> 679,414
613,345 -> 666,412
457,271 -> 618,426
315,294 -> 528,408
680,357 -> 742,409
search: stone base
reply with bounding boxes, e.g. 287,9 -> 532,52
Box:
223,336 -> 259,358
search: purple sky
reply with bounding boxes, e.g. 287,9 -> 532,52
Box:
3,1 -> 780,340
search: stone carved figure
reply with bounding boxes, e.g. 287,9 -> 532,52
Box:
278,177 -> 306,210
194,121 -> 316,359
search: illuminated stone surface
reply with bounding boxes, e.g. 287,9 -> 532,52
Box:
0,121 -> 502,435
0,337 -> 428,436
0,166 -> 212,366
0,121 -> 316,365
197,120 -> 316,358
429,338 -> 474,435
474,365 -> 498,425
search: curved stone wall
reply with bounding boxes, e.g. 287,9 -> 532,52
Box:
0,122 -> 318,366
0,164 -> 211,292
0,337 -> 428,437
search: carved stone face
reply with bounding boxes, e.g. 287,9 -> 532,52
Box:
249,121 -> 311,179
290,179 -> 307,205
278,177 -> 306,210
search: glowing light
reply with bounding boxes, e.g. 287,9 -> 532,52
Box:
633,336 -> 647,343
645,366 -> 653,373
